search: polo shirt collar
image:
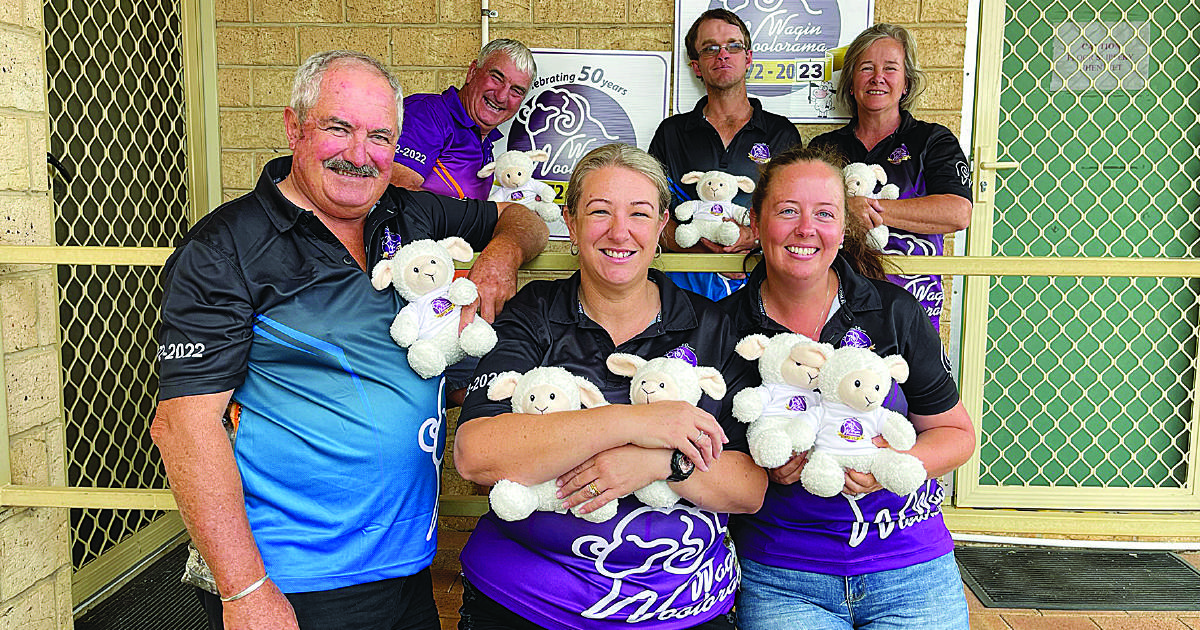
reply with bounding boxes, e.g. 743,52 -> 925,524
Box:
547,269 -> 699,335
838,110 -> 917,141
741,255 -> 882,333
442,85 -> 505,145
682,96 -> 769,133
253,155 -> 398,234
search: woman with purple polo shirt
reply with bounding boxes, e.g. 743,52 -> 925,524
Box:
720,145 -> 975,629
454,143 -> 766,630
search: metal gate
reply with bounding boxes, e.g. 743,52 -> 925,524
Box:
961,0 -> 1200,510
42,0 -> 219,604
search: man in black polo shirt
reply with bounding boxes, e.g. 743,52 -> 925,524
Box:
650,8 -> 802,301
150,50 -> 547,630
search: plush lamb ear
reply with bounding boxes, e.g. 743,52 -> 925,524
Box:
869,164 -> 888,184
735,176 -> 756,194
882,354 -> 909,384
695,367 -> 727,400
791,343 -> 831,369
477,162 -> 497,178
575,376 -> 608,408
735,334 -> 771,361
526,149 -> 550,164
680,171 -> 705,185
370,260 -> 394,291
487,371 -> 523,401
439,236 -> 475,262
606,353 -> 647,377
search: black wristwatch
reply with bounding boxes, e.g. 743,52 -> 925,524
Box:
667,449 -> 695,482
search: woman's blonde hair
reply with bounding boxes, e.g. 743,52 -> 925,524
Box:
565,144 -> 671,217
836,23 -> 926,114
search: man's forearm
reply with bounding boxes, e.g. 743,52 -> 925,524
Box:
150,392 -> 269,595
493,201 -> 549,264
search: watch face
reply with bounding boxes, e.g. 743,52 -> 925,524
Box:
675,450 -> 695,474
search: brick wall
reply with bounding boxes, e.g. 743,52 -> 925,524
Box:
214,0 -> 968,199
0,0 -> 74,627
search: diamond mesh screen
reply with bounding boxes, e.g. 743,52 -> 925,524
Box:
980,0 -> 1199,494
45,0 -> 190,570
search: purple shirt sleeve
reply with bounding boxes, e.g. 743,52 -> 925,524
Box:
393,94 -> 450,179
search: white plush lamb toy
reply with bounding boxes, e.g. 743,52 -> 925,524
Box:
843,162 -> 899,251
803,346 -> 927,498
477,149 -> 561,223
603,352 -> 728,518
731,333 -> 835,469
486,367 -> 612,522
674,170 -> 755,248
370,237 -> 497,379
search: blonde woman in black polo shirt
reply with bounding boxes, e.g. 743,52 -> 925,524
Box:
453,143 -> 766,630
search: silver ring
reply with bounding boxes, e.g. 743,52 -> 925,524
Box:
697,431 -> 707,441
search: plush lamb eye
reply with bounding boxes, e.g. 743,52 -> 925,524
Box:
549,393 -> 556,400
659,382 -> 666,388
529,394 -> 535,402
412,266 -> 420,273
854,379 -> 862,388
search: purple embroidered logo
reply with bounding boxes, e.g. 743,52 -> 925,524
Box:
838,418 -> 865,442
664,344 -> 698,367
787,395 -> 808,412
888,145 -> 911,164
381,227 -> 402,260
709,203 -> 725,215
431,297 -> 454,317
748,143 -> 771,164
841,327 -> 872,348
509,190 -> 525,201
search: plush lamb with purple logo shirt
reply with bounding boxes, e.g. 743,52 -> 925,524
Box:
477,150 -> 562,223
843,162 -> 900,251
606,352 -> 728,513
804,346 -> 927,498
674,170 -> 755,247
370,237 -> 497,379
485,366 -> 612,522
731,333 -> 835,469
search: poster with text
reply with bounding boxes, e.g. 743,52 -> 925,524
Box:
673,0 -> 872,122
495,49 -> 671,240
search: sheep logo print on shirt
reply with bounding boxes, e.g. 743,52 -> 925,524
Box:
573,505 -> 738,623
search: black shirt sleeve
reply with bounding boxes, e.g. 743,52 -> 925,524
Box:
458,289 -> 550,423
921,125 -> 972,202
891,289 -> 960,416
156,235 -> 254,401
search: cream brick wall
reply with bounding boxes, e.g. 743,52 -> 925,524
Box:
0,0 -> 72,627
213,0 -> 968,198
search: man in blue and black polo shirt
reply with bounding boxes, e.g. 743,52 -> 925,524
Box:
150,50 -> 547,630
651,8 -> 801,301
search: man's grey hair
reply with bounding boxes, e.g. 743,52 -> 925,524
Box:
477,39 -> 538,86
291,50 -> 405,133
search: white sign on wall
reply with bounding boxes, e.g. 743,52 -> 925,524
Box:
494,49 -> 671,239
674,0 -> 873,122
1049,21 -> 1149,91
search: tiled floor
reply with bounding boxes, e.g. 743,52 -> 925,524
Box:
431,552 -> 1200,630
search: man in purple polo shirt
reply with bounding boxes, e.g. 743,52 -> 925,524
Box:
390,39 -> 535,200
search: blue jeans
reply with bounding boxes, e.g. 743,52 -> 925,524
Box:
735,552 -> 968,630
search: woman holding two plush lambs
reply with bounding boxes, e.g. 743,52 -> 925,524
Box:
809,23 -> 973,331
453,143 -> 766,630
719,144 -> 975,629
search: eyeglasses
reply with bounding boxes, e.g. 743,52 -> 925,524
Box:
697,42 -> 748,57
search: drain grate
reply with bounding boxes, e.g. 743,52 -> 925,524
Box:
76,543 -> 208,630
956,546 -> 1200,610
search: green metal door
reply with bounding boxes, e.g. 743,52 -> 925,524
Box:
961,0 -> 1200,509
